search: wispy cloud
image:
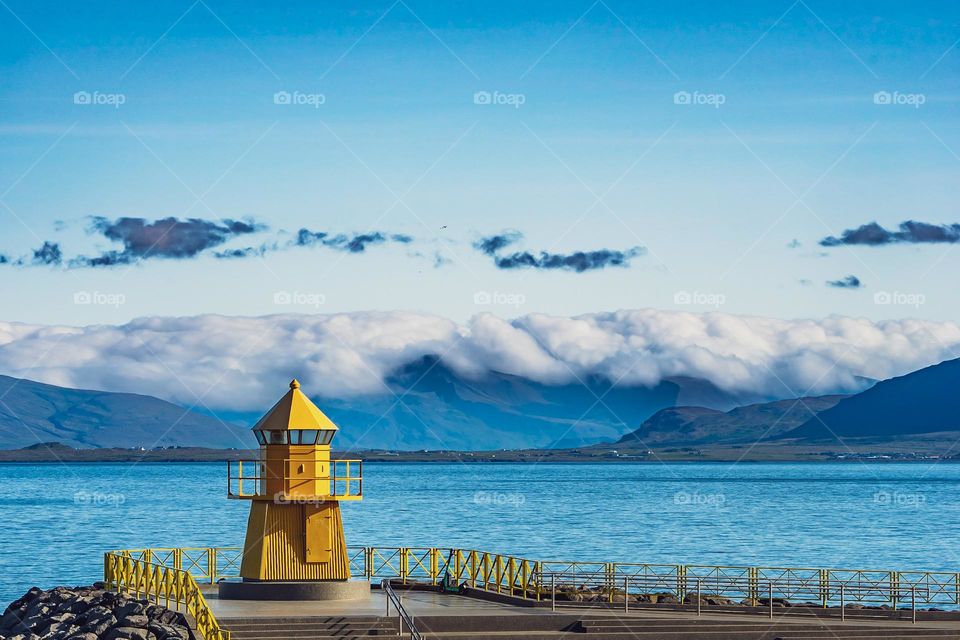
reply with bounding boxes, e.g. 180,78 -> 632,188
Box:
821,220 -> 960,247
0,216 -> 417,268
474,230 -> 523,256
31,241 -> 62,266
73,216 -> 264,267
294,229 -> 413,253
827,274 -> 862,289
214,229 -> 415,260
475,231 -> 644,273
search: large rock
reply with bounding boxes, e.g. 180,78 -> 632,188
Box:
146,624 -> 188,640
647,592 -> 678,604
103,627 -> 148,640
0,586 -> 194,640
684,592 -> 738,606
757,597 -> 792,607
117,617 -> 147,629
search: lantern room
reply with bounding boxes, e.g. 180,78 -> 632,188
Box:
228,379 -> 362,502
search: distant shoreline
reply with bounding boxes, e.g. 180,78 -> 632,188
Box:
0,443 -> 952,463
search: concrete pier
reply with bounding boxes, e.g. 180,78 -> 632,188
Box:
205,586 -> 960,639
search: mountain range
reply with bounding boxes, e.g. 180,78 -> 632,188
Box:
204,356 -> 770,450
0,356 -> 957,452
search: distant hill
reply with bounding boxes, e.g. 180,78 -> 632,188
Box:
617,357 -> 960,449
617,395 -> 848,447
0,375 -> 251,449
784,358 -> 960,441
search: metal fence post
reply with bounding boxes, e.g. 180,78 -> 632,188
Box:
912,587 -> 916,624
769,582 -> 774,620
551,574 -> 556,612
840,584 -> 845,621
697,579 -> 702,617
820,568 -> 828,608
624,576 -> 629,613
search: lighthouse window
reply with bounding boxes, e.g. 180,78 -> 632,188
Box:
268,430 -> 288,445
296,430 -> 319,445
317,430 -> 335,445
253,430 -> 266,445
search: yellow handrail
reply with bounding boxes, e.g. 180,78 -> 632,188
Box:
104,551 -> 230,640
107,546 -> 960,608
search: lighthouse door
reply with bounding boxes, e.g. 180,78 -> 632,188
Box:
304,504 -> 333,563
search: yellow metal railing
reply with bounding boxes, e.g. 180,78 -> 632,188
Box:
104,550 -> 229,640
108,546 -> 960,609
226,459 -> 362,500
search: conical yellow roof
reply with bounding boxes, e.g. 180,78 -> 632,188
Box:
252,379 -> 339,432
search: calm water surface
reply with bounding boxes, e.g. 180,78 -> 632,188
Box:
1,461 -> 958,603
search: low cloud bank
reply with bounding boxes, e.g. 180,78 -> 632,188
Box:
0,310 -> 957,412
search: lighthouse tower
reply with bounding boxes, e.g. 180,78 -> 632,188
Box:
223,379 -> 365,599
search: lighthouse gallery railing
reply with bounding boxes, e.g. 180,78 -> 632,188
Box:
226,458 -> 362,500
108,546 -> 960,609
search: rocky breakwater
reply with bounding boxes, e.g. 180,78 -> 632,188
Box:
0,585 -> 197,640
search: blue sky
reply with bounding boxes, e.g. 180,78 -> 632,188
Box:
1,0 -> 958,325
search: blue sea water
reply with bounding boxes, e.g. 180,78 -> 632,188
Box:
1,461 -> 958,604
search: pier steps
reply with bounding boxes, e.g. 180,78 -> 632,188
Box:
574,615 -> 959,639
218,614 -> 960,639
218,616 -> 396,638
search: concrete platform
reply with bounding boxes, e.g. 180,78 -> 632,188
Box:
206,588 -> 545,618
218,579 -> 370,601
204,586 -> 960,636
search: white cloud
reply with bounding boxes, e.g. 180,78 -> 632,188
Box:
0,309 -> 957,411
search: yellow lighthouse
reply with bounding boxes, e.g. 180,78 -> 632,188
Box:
224,380 -> 363,597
